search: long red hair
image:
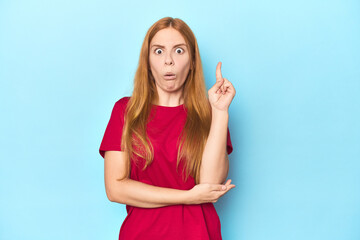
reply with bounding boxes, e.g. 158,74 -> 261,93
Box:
120,17 -> 211,185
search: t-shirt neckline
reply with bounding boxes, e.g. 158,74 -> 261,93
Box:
151,104 -> 185,112
152,104 -> 184,108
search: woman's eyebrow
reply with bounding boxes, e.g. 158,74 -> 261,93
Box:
151,43 -> 187,49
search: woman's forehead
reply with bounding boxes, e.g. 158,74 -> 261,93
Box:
150,28 -> 187,47
150,43 -> 187,50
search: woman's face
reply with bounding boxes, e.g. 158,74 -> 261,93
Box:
149,27 -> 191,94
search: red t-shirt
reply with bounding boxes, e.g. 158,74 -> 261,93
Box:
99,96 -> 233,240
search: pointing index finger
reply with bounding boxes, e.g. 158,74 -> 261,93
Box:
216,61 -> 223,82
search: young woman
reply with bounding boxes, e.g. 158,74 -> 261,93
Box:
99,17 -> 236,240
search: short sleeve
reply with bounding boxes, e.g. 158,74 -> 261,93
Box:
99,97 -> 128,158
227,127 -> 233,155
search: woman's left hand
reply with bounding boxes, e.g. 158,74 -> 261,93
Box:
208,62 -> 236,112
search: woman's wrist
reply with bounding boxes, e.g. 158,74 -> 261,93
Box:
211,109 -> 229,123
211,107 -> 229,116
183,189 -> 194,205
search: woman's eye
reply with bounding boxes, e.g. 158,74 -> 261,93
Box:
175,48 -> 184,54
155,49 -> 163,54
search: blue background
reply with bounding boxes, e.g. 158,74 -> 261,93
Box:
1,0 -> 359,239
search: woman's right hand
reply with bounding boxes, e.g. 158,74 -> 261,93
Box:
186,179 -> 236,204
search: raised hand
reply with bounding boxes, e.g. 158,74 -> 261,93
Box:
208,62 -> 236,112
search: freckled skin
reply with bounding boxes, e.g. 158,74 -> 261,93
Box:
149,27 -> 191,99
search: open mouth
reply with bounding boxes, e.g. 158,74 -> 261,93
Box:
164,73 -> 176,79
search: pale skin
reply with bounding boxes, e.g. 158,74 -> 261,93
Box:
200,61 -> 236,184
104,27 -> 236,208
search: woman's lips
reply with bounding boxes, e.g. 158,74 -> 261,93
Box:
163,74 -> 176,80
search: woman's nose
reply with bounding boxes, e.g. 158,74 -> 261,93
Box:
165,53 -> 174,65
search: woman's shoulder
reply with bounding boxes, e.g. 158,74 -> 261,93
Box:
110,96 -> 131,117
115,96 -> 131,108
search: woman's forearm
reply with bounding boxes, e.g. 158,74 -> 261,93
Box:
108,178 -> 190,208
200,109 -> 229,184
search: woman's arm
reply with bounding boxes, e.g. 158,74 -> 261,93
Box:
200,62 -> 235,185
199,109 -> 229,184
105,151 -> 189,208
108,178 -> 190,208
